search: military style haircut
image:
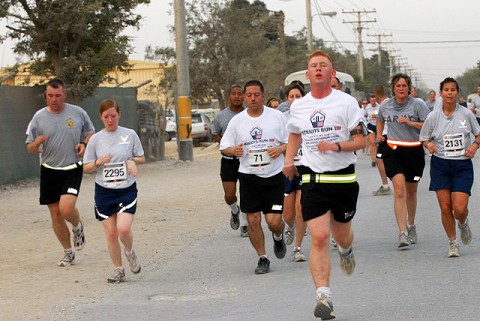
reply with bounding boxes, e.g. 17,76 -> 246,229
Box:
244,80 -> 264,93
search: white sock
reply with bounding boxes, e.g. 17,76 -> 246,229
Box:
382,184 -> 389,189
239,211 -> 248,226
273,233 -> 283,241
316,287 -> 332,298
73,222 -> 82,231
338,245 -> 351,256
64,248 -> 74,254
228,203 -> 239,214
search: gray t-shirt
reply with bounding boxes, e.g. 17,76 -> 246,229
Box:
84,126 -> 144,189
26,103 -> 95,167
419,104 -> 480,160
425,100 -> 435,111
211,107 -> 244,136
471,95 -> 480,118
377,96 -> 430,141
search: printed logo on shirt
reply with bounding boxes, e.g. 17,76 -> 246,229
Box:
119,135 -> 130,144
310,110 -> 326,128
459,120 -> 467,129
250,127 -> 263,140
66,118 -> 75,128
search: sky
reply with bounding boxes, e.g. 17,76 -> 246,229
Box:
1,0 -> 479,92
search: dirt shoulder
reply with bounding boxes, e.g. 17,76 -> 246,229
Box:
0,142 -> 225,321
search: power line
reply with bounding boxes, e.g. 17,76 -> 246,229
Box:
343,9 -> 376,80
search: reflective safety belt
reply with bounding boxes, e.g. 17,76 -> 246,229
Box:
41,161 -> 83,171
301,173 -> 356,184
386,139 -> 421,150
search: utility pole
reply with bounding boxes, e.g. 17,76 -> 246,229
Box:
343,9 -> 376,80
306,0 -> 313,52
367,33 -> 392,64
174,0 -> 193,161
388,49 -> 399,79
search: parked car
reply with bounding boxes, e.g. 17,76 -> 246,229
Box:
191,112 -> 212,145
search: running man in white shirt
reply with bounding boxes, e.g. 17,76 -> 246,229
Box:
283,50 -> 367,320
220,80 -> 288,275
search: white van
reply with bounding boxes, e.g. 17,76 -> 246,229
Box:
284,70 -> 355,93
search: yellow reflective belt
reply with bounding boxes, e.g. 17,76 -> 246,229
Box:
41,161 -> 83,171
301,173 -> 357,184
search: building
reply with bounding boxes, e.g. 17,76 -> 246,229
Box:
0,60 -> 172,107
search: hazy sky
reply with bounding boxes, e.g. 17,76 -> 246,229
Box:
1,0 -> 479,91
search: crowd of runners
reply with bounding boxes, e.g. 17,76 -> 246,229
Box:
214,51 -> 480,320
24,50 -> 480,320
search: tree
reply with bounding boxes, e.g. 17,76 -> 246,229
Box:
0,0 -> 150,101
457,61 -> 480,95
147,0 -> 308,109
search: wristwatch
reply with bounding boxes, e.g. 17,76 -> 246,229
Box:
474,141 -> 480,147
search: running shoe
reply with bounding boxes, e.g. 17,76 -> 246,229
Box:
254,257 -> 270,274
107,268 -> 126,283
125,249 -> 141,274
284,225 -> 295,245
459,219 -> 472,245
73,220 -> 85,251
313,293 -> 336,320
338,248 -> 355,275
373,186 -> 392,196
407,225 -> 417,244
58,249 -> 75,267
230,207 -> 240,230
240,226 -> 249,237
272,232 -> 287,259
398,232 -> 410,248
448,242 -> 460,258
292,248 -> 306,262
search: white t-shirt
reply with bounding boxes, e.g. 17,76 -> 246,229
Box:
287,91 -> 365,173
364,103 -> 379,126
219,107 -> 288,178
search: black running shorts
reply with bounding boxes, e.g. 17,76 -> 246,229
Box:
40,165 -> 83,205
239,172 -> 284,214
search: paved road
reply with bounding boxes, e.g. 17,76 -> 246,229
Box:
72,152 -> 480,321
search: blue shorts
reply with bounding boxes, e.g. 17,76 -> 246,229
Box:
284,165 -> 306,194
367,123 -> 377,134
94,182 -> 138,221
429,155 -> 473,195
